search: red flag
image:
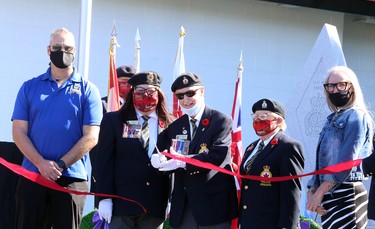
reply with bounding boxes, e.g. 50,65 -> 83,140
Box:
172,26 -> 186,118
107,36 -> 121,112
230,52 -> 244,229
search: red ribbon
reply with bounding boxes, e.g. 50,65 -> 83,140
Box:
162,151 -> 363,182
0,151 -> 363,206
0,157 -> 146,213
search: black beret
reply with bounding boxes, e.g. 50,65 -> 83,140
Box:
171,72 -> 202,92
116,65 -> 136,78
252,98 -> 286,119
128,71 -> 162,87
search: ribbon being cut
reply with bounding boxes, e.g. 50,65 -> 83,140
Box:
0,154 -> 363,205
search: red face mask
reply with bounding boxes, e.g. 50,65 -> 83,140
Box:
253,119 -> 278,136
118,79 -> 132,99
132,92 -> 159,112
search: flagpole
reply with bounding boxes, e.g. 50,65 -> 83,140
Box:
77,0 -> 92,80
172,26 -> 186,118
230,51 -> 244,229
106,23 -> 121,112
134,28 -> 141,73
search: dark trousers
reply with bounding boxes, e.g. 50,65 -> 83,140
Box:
110,214 -> 164,229
175,202 -> 231,229
15,176 -> 88,229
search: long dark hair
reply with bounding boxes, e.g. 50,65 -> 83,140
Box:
120,87 -> 174,127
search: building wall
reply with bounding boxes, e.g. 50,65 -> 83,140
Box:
1,0 -> 374,219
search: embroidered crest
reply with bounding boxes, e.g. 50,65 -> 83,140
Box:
69,83 -> 81,95
261,100 -> 267,109
198,143 -> 209,154
260,165 -> 272,186
182,76 -> 189,85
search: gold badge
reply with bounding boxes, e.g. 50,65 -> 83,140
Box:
261,100 -> 267,109
260,165 -> 272,187
198,143 -> 209,154
182,76 -> 189,85
245,144 -> 254,152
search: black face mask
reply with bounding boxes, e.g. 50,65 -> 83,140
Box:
50,50 -> 74,69
328,90 -> 352,107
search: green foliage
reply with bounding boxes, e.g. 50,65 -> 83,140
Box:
163,217 -> 172,229
80,210 -> 96,229
300,215 -> 322,229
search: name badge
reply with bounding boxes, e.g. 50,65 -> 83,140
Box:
176,134 -> 188,140
122,123 -> 142,138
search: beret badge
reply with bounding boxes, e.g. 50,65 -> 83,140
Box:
147,72 -> 155,83
262,100 -> 267,109
182,76 -> 189,85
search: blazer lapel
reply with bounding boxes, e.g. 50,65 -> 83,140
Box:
252,131 -> 284,168
189,107 -> 210,154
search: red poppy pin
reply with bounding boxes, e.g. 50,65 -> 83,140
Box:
270,138 -> 278,148
201,119 -> 210,126
158,119 -> 165,128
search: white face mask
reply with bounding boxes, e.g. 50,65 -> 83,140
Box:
181,99 -> 205,117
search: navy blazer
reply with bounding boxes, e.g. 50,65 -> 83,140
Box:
95,109 -> 169,219
239,131 -> 305,229
157,106 -> 238,227
362,146 -> 375,220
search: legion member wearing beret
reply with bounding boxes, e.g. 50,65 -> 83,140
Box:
90,64 -> 136,208
153,72 -> 238,228
239,98 -> 305,229
95,71 -> 174,228
101,65 -> 136,113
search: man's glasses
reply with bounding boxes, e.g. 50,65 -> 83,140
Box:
134,87 -> 158,95
251,113 -> 272,120
50,44 -> 74,53
323,82 -> 351,93
175,89 -> 199,100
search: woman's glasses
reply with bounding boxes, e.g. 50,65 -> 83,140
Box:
251,113 -> 272,120
175,89 -> 199,100
134,87 -> 158,96
323,82 -> 351,93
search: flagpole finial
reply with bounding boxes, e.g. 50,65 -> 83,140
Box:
135,27 -> 141,42
179,26 -> 186,37
134,28 -> 141,73
238,51 -> 244,71
111,20 -> 117,37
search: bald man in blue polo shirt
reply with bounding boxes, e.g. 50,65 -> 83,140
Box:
12,28 -> 102,229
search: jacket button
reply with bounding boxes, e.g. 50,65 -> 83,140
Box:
243,205 -> 247,209
146,182 -> 150,186
244,185 -> 248,190
147,163 -> 151,167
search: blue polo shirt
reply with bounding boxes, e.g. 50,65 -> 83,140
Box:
12,67 -> 102,180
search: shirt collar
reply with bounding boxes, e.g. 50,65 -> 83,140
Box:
135,109 -> 157,120
41,67 -> 81,83
189,103 -> 205,124
259,132 -> 278,147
